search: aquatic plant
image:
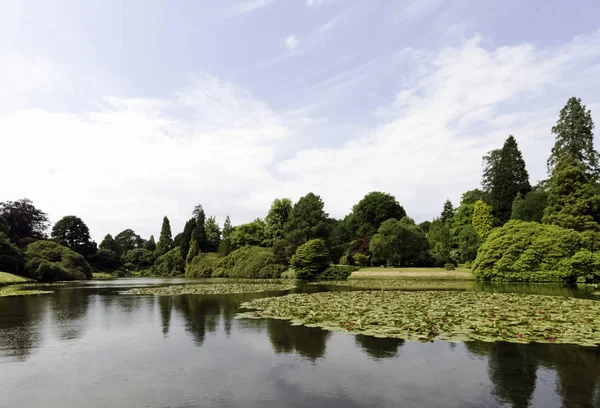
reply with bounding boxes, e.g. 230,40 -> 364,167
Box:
238,291 -> 600,346
123,282 -> 295,296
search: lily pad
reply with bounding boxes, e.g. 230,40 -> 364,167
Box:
310,279 -> 472,290
122,282 -> 295,296
237,291 -> 600,346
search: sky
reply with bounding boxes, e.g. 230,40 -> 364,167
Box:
1,0 -> 600,242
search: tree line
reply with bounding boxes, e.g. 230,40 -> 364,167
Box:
0,96 -> 598,282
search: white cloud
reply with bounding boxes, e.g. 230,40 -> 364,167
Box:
285,35 -> 299,50
225,0 -> 277,15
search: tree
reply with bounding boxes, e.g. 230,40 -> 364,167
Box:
205,216 -> 221,252
457,225 -> 479,263
99,234 -> 120,254
352,192 -> 406,237
0,198 -> 49,244
285,193 -> 330,246
265,198 -> 293,244
219,216 -> 233,256
114,229 -> 143,255
143,235 -> 157,252
154,247 -> 185,276
483,136 -> 531,224
156,216 -> 173,256
0,232 -> 25,275
369,218 -> 429,266
290,239 -> 330,279
121,248 -> 155,272
542,155 -> 600,232
451,190 -> 486,263
427,219 -> 455,266
230,219 -> 267,249
51,215 -> 97,258
180,218 -> 196,260
511,190 -> 549,223
472,200 -> 494,241
89,249 -> 121,272
440,200 -> 454,223
548,97 -> 598,180
0,215 -> 9,235
191,205 -> 208,252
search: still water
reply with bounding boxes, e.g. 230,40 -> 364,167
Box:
0,279 -> 599,408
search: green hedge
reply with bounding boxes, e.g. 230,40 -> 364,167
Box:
473,220 -> 600,283
154,247 -> 185,276
185,246 -> 286,279
24,240 -> 92,281
186,252 -> 222,277
290,239 -> 330,279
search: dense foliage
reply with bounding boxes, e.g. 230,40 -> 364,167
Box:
290,239 -> 330,279
24,240 -> 92,281
155,216 -> 173,257
0,233 -> 25,275
0,199 -> 49,245
153,247 -> 185,276
473,221 -> 599,283
369,218 -> 429,266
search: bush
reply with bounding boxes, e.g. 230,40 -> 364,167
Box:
258,263 -> 287,278
473,220 -> 600,283
290,239 -> 330,280
186,252 -> 222,278
444,263 -> 455,271
316,265 -> 358,280
24,240 -> 92,281
221,246 -> 278,278
353,253 -> 370,267
339,253 -> 353,266
121,248 -> 155,272
155,247 -> 185,276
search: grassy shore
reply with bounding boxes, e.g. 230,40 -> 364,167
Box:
92,272 -> 115,280
0,272 -> 34,286
350,267 -> 475,281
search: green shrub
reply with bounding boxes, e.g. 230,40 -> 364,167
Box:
220,246 -> 278,278
339,254 -> 353,266
24,240 -> 92,281
121,248 -> 155,272
290,239 -> 330,280
154,247 -> 185,276
186,252 -> 222,278
316,264 -> 358,280
444,263 -> 456,271
258,263 -> 287,278
353,253 -> 370,267
473,220 -> 600,283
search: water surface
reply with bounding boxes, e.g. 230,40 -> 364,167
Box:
0,279 -> 599,408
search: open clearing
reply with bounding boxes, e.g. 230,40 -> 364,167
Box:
0,272 -> 34,285
350,267 -> 475,280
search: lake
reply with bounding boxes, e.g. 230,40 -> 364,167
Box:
1,279 -> 599,408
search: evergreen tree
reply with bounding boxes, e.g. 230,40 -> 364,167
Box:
192,205 -> 208,251
542,155 -> 600,232
180,218 -> 196,260
548,97 -> 598,180
99,234 -> 120,254
265,198 -> 292,244
156,216 -> 173,256
472,200 -> 494,241
143,235 -> 157,252
186,238 -> 199,265
205,216 -> 221,252
483,135 -> 531,224
219,216 -> 233,256
440,199 -> 454,223
511,190 -> 548,223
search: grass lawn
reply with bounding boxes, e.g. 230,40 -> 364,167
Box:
0,272 -> 34,285
350,267 -> 475,281
92,272 -> 114,280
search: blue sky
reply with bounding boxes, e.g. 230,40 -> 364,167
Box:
2,0 -> 600,240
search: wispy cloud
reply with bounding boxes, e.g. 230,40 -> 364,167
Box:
225,0 -> 277,15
